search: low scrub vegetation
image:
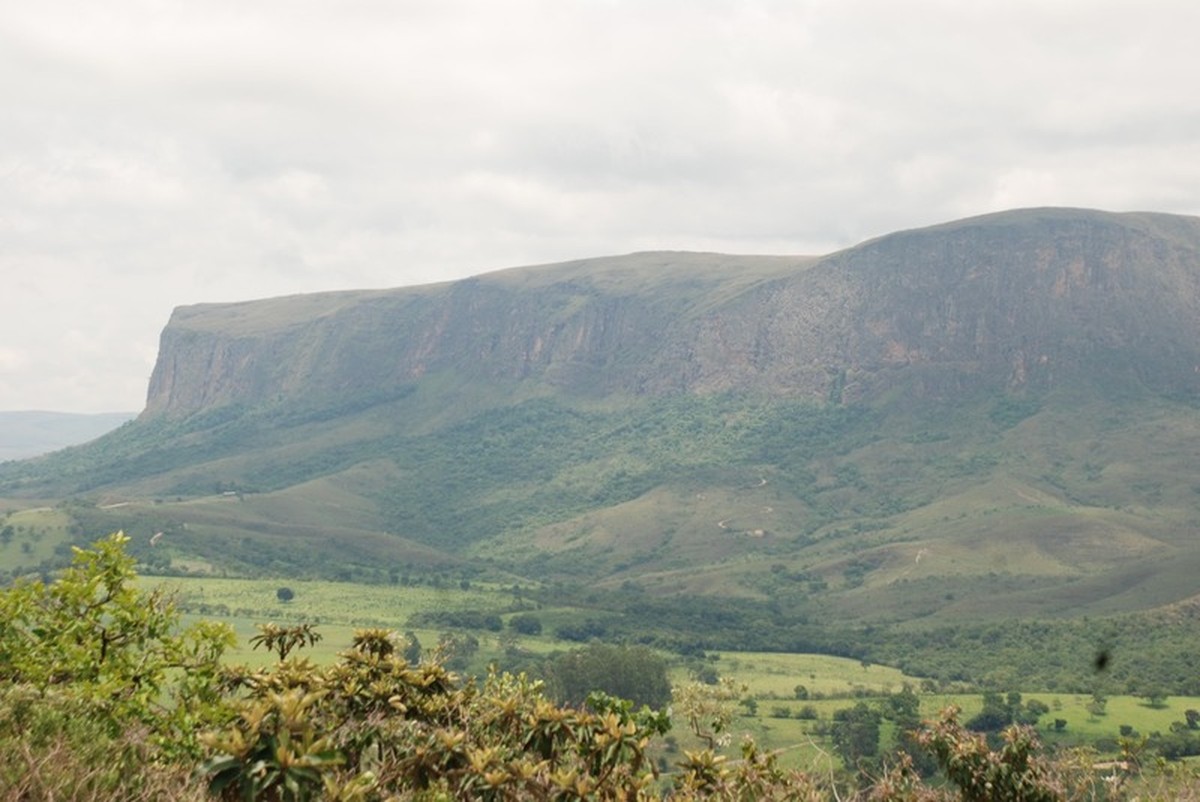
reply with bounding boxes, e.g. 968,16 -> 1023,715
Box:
6,534 -> 1200,800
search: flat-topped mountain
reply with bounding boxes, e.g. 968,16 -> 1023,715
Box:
5,207 -> 1200,638
143,208 -> 1200,421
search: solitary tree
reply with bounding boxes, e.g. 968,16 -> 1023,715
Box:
276,586 -> 295,603
831,702 -> 882,771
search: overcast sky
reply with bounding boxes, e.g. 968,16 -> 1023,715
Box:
3,1 -> 1199,413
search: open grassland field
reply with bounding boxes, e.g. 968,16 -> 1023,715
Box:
0,506 -> 76,572
711,651 -> 917,697
156,575 -> 577,674
149,575 -> 522,628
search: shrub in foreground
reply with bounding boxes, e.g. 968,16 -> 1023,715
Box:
7,534 -> 1200,800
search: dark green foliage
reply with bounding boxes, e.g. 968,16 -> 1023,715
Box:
547,643 -> 672,709
869,614 -> 1200,696
276,586 -> 295,602
967,692 -> 1046,733
1150,722 -> 1200,760
375,394 -> 875,552
884,686 -> 940,778
830,702 -> 881,771
555,617 -> 610,642
411,608 -> 504,632
1025,698 -> 1050,717
1141,687 -> 1169,708
508,612 -> 543,635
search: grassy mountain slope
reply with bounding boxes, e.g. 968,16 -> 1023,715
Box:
2,208 -> 1199,639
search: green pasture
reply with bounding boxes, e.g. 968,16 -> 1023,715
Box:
710,690 -> 1200,771
713,650 -> 919,698
904,693 -> 1200,746
0,506 -> 75,570
158,575 -> 569,673
665,647 -> 1200,769
148,575 -> 518,628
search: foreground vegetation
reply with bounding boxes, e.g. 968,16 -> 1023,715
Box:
6,535 -> 1200,800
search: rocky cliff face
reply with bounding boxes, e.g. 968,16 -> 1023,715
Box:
144,208 -> 1200,419
142,253 -> 809,417
668,208 -> 1200,402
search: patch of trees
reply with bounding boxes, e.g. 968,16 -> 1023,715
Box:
868,616 -> 1200,695
410,608 -> 503,632
814,687 -> 937,779
546,643 -> 672,709
376,394 -> 878,553
967,691 -> 1048,732
508,612 -> 542,635
1145,709 -> 1200,760
554,617 -> 610,642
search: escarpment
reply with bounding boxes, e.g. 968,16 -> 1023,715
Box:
143,208 -> 1200,420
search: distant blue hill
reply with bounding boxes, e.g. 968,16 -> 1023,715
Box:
0,411 -> 135,461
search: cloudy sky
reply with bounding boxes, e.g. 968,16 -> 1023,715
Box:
3,1 -> 1199,413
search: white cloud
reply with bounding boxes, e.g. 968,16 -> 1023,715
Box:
1,0 -> 1199,411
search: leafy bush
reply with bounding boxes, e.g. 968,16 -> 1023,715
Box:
0,532 -> 233,756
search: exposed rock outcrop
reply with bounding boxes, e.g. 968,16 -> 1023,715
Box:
144,208 -> 1200,419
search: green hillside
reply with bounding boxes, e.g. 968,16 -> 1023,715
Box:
3,208 -> 1200,693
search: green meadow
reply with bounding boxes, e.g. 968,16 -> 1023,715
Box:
155,577 -> 1195,771
0,506 -> 75,568
150,574 -> 516,626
